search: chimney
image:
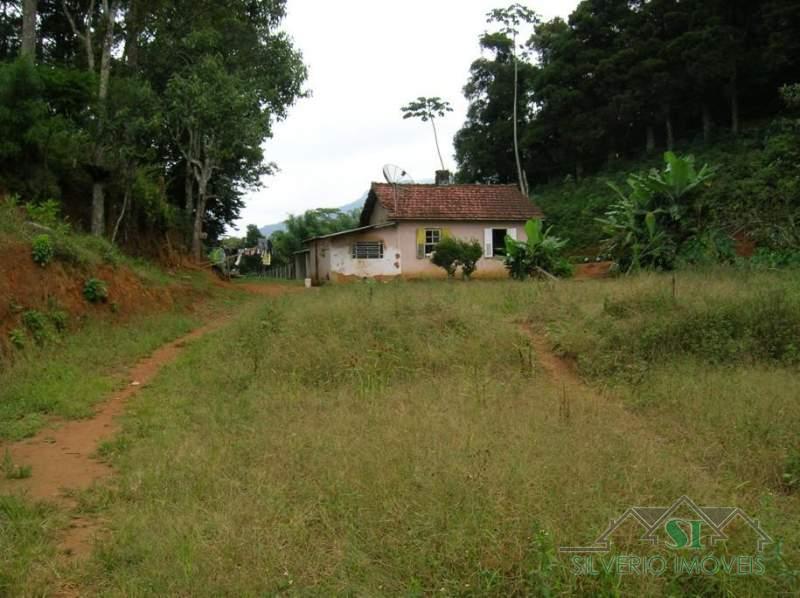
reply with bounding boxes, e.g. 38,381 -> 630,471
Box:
435,170 -> 451,185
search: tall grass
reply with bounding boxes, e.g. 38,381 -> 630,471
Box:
0,310 -> 202,440
38,279 -> 794,595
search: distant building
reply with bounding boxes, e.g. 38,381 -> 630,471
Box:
295,171 -> 543,282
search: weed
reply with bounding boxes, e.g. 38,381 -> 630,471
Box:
2,450 -> 32,480
24,199 -> 66,231
783,446 -> 800,492
21,310 -> 49,345
8,328 -> 25,350
83,278 -> 108,303
30,235 -> 54,266
48,310 -> 68,332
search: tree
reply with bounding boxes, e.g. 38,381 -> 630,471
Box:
270,208 -> 359,265
61,0 -> 120,236
401,96 -> 453,171
486,3 -> 539,196
245,224 -> 264,247
166,56 -> 268,259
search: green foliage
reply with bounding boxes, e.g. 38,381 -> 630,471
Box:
83,278 -> 109,304
401,97 -> 453,122
459,239 -> 483,279
597,152 -> 717,272
30,235 -> 54,266
781,84 -> 800,110
2,451 -> 32,480
244,224 -> 264,247
583,289 -> 800,376
48,310 -> 68,333
455,2 -> 800,187
430,237 -> 461,277
21,310 -> 49,346
270,208 -> 360,265
744,248 -> 800,270
431,237 -> 484,279
24,200 -> 66,231
504,219 -> 572,279
8,328 -> 25,350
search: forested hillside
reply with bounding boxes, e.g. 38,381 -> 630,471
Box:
455,0 -> 800,184
0,0 -> 306,258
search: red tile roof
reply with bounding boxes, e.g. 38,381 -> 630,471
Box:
368,183 -> 543,222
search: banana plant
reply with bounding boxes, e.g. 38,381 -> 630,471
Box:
597,152 -> 714,273
504,219 -> 571,279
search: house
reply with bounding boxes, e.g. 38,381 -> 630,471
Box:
295,171 -> 543,283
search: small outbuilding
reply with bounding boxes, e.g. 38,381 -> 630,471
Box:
296,172 -> 543,283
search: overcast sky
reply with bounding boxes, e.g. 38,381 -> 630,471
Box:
234,0 -> 580,232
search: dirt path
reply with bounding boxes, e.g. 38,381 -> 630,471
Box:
0,281 -> 297,561
520,322 -> 718,483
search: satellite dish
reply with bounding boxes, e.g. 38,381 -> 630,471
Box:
382,164 -> 414,185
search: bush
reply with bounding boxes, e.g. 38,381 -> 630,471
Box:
431,237 -> 485,279
49,310 -> 68,332
21,310 -> 49,345
25,199 -> 65,231
459,240 -> 483,279
743,248 -> 800,270
31,234 -> 54,266
431,237 -> 461,278
83,278 -> 109,303
8,328 -> 25,350
504,219 -> 573,280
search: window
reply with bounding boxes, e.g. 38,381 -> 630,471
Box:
424,228 -> 441,256
351,241 -> 384,259
491,228 -> 507,256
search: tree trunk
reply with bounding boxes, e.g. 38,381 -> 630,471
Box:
124,0 -> 141,68
702,102 -> 712,143
511,40 -> 526,197
184,165 -> 194,214
576,160 -> 584,181
89,0 -> 115,236
91,181 -> 105,236
646,125 -> 656,153
21,0 -> 37,58
192,177 -> 208,261
431,118 -> 445,171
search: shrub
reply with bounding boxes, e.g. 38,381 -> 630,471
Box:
21,310 -> 49,345
459,240 -> 483,280
744,248 -> 800,270
8,328 -> 25,349
49,310 -> 68,332
431,237 -> 485,279
25,199 -> 68,232
31,234 -> 54,266
431,237 -> 461,278
504,219 -> 573,280
596,152 -> 716,273
83,278 -> 109,303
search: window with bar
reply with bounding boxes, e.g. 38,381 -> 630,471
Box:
351,241 -> 384,259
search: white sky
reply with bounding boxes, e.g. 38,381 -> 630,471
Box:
234,0 -> 580,232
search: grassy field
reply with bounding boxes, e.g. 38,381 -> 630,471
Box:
2,272 -> 799,595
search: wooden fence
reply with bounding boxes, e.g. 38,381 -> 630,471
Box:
259,263 -> 296,280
